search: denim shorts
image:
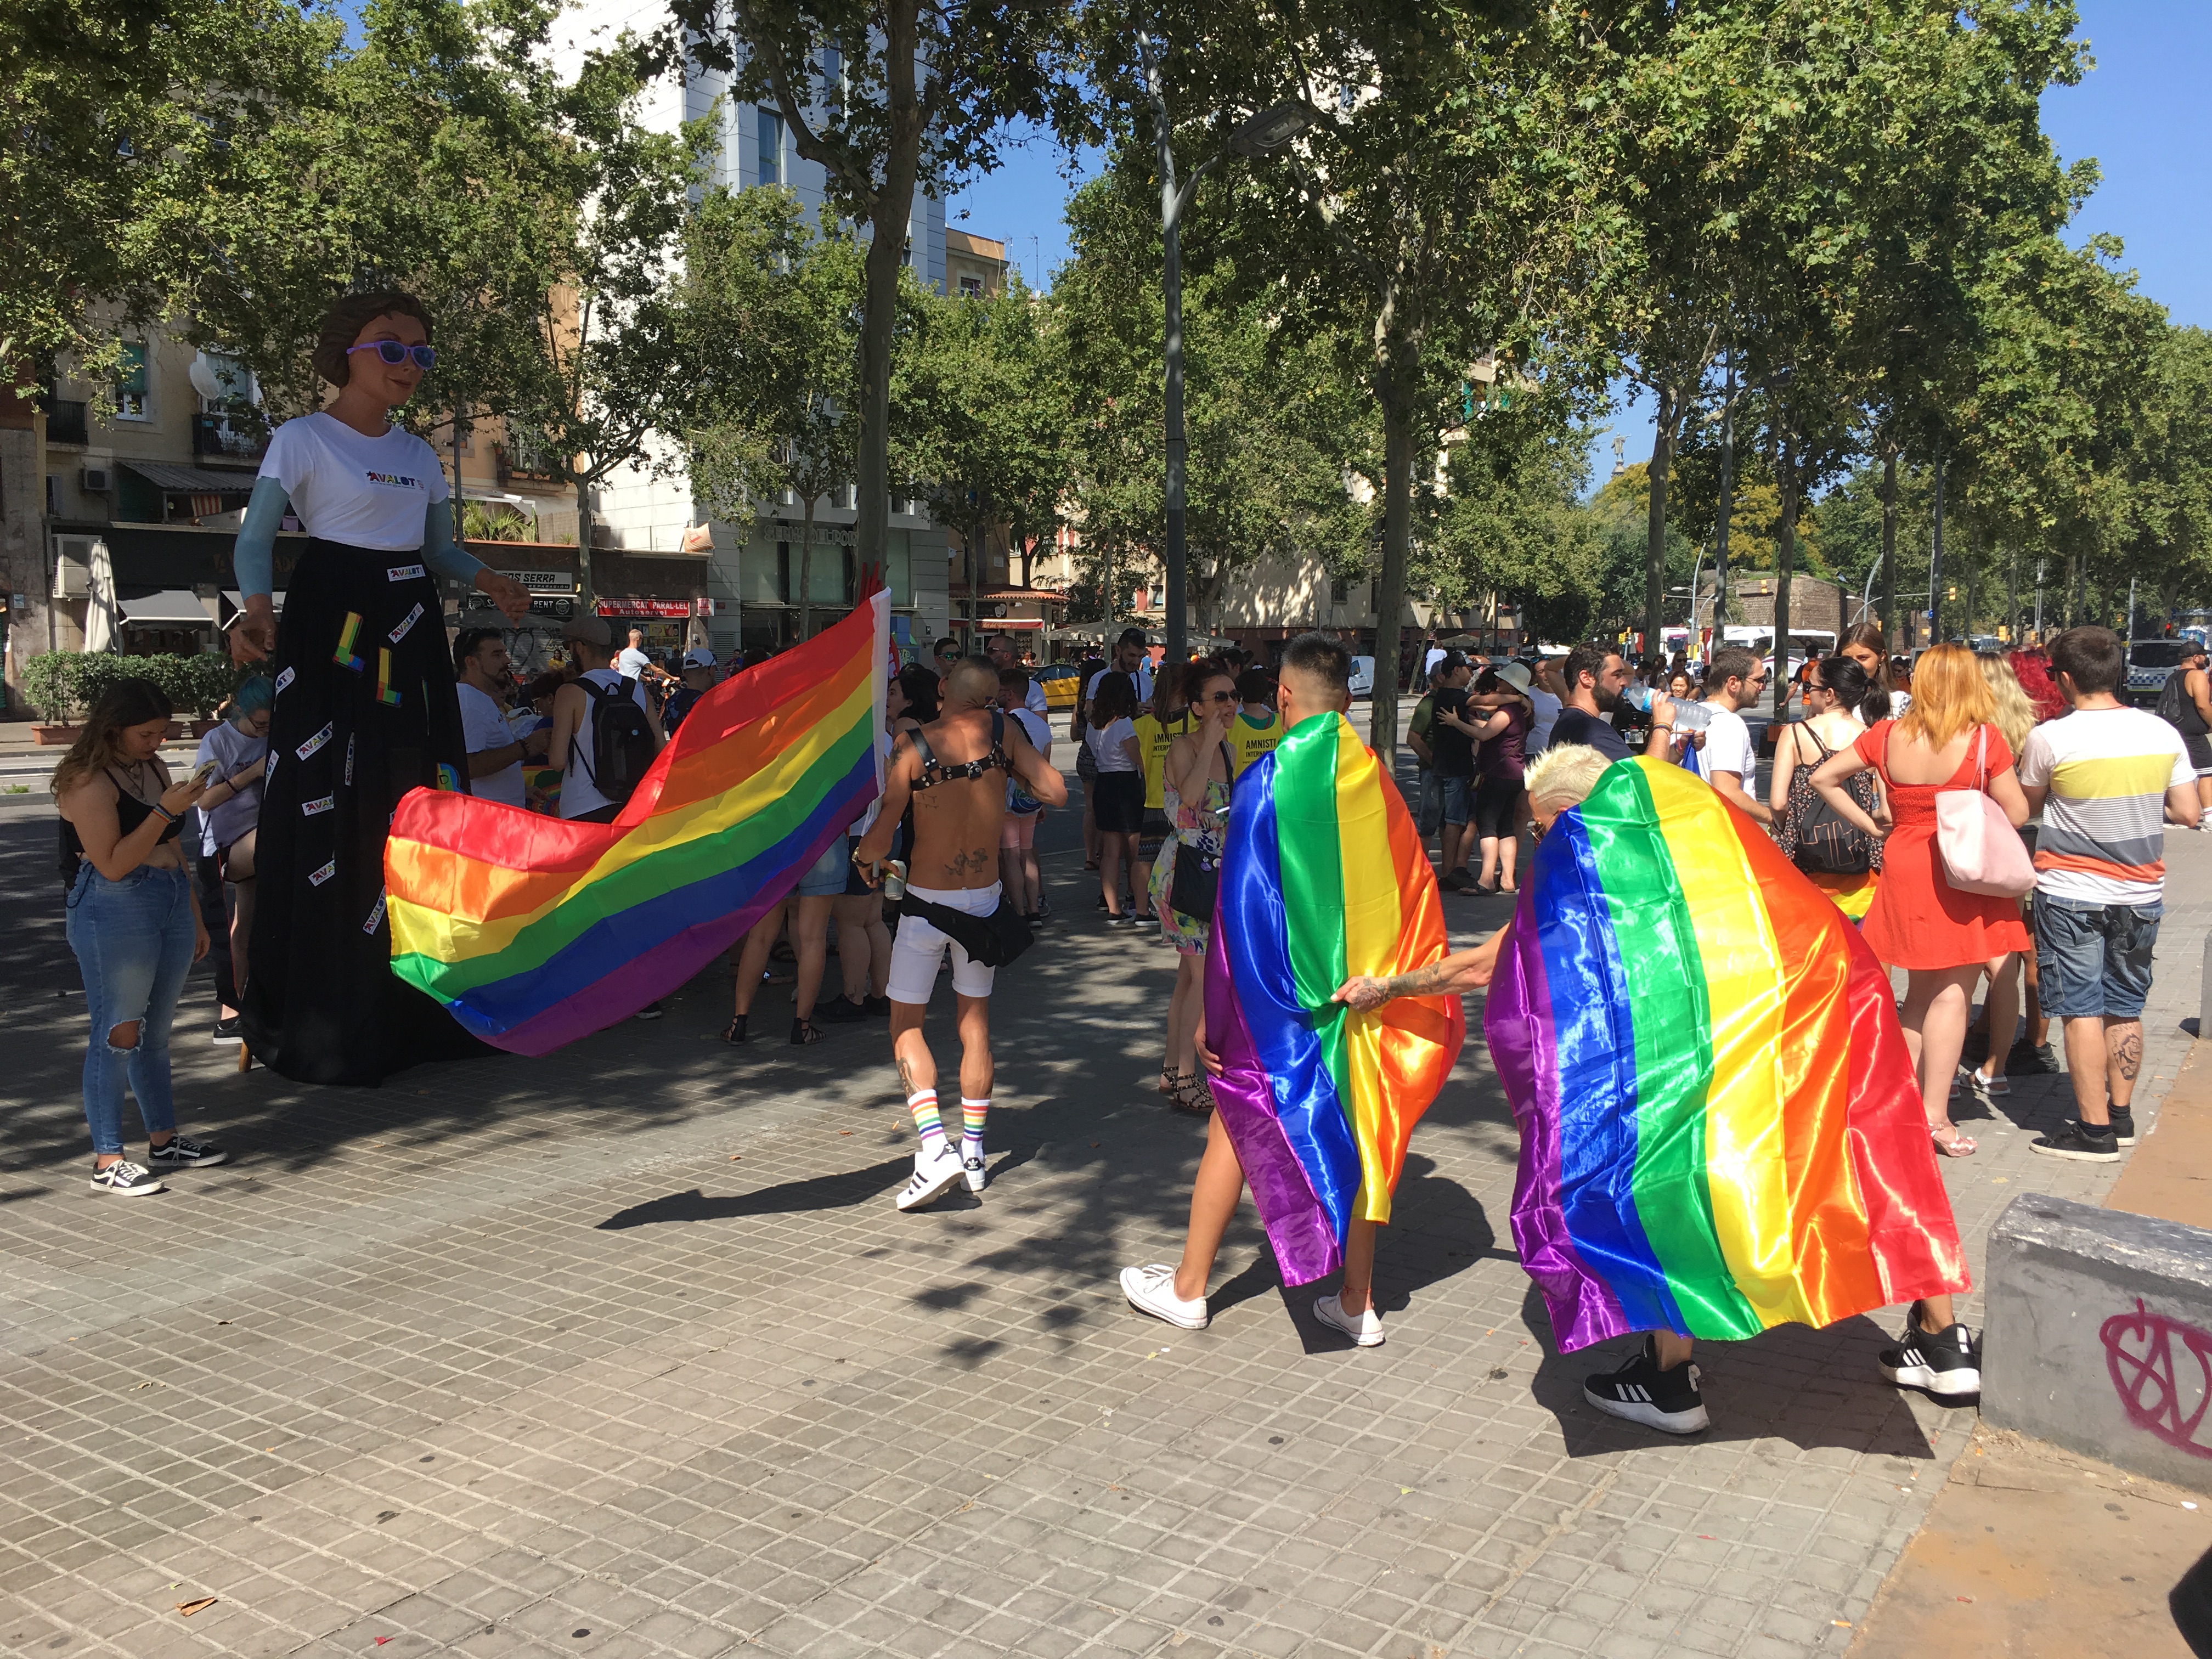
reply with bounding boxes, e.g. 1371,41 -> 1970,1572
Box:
2035,893 -> 2162,1020
794,834 -> 849,899
1438,774 -> 1475,827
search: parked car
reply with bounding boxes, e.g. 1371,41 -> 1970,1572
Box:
1348,655 -> 1375,698
2125,639 -> 2195,708
1035,663 -> 1083,712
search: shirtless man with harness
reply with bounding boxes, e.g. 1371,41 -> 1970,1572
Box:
855,658 -> 1068,1210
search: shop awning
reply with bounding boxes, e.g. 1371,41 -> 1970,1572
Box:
118,589 -> 215,626
119,461 -> 261,494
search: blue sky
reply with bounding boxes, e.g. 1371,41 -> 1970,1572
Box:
952,2 -> 2210,474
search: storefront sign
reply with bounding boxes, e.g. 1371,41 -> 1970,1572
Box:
596,598 -> 693,619
500,569 -> 577,594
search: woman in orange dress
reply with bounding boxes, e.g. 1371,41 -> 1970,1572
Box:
1810,644 -> 2030,1157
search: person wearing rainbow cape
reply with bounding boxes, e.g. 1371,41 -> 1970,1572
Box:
1339,743 -> 1977,1435
1121,634 -> 1465,1347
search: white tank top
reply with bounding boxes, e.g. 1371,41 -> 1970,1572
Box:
561,669 -> 652,820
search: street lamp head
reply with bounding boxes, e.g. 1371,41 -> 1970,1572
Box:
1230,101 -> 1318,158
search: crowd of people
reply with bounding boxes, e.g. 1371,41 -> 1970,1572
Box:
40,288 -> 2203,1472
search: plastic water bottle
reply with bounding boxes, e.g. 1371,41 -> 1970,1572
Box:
1622,684 -> 1713,732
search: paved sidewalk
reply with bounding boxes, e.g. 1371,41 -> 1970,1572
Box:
2,802 -> 2206,1659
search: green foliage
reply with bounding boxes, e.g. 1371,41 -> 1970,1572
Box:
1429,412 -> 1604,647
21,652 -> 245,721
1051,165 -> 1371,636
0,0 -> 332,392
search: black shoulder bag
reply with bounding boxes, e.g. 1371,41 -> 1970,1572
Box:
1166,743 -> 1233,922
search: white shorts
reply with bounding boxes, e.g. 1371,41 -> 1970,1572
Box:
888,882 -> 1002,1003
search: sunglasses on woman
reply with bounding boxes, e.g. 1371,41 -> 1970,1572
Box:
347,340 -> 437,370
1197,689 -> 1236,704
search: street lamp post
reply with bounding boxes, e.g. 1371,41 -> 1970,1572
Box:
1135,32 -> 1313,664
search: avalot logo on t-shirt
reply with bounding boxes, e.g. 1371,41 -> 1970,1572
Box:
363,470 -> 426,490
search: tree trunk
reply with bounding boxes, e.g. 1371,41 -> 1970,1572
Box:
1369,387 -> 1414,758
1645,386 -> 1675,662
797,493 -> 816,641
1928,445 -> 1945,647
851,0 -> 923,579
1773,434 -> 1798,721
575,479 -> 596,612
1879,450 -> 1897,652
452,407 -> 467,546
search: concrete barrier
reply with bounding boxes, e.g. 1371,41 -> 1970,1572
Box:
1983,1190 -> 2212,1494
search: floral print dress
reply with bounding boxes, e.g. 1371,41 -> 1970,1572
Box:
1150,768 -> 1231,958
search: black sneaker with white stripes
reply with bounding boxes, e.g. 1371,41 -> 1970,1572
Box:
1878,1307 -> 1982,1398
89,1160 -> 164,1197
146,1133 -> 228,1170
1583,1336 -> 1709,1434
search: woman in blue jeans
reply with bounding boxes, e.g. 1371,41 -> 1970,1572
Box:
54,679 -> 230,1195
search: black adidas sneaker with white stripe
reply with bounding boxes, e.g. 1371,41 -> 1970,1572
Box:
1583,1336 -> 1709,1434
1878,1307 -> 1982,1398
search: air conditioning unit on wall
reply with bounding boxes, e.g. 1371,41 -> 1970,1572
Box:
80,466 -> 111,494
53,533 -> 101,598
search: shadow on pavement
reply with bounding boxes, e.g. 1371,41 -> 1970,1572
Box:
597,1155 -> 913,1227
1521,1284 -> 1956,1460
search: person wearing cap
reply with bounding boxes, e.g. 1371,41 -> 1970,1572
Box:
560,613 -> 612,674
663,647 -> 721,737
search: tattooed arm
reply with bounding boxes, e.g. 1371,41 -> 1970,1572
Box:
1331,926 -> 1511,1012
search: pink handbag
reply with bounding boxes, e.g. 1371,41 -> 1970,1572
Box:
1935,726 -> 2035,898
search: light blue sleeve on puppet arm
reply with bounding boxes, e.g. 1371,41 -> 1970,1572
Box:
421,502 -> 487,584
232,476 -> 292,597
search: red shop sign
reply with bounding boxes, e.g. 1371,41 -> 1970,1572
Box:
595,599 -> 694,619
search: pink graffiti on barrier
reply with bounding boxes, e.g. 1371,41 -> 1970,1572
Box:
2102,1299 -> 2212,1459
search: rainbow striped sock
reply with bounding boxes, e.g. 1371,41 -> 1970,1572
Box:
908,1091 -> 944,1152
960,1097 -> 988,1154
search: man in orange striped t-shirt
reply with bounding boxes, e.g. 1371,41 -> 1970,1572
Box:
2018,626 -> 2201,1162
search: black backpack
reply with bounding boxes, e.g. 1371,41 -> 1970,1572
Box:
1782,724 -> 1877,876
576,675 -> 657,804
2157,665 -> 2205,736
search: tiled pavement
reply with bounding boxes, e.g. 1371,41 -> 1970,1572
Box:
0,800 -> 2203,1659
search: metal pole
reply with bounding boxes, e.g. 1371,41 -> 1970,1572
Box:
1713,358 -> 1735,636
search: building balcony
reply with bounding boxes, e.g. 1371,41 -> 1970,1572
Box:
495,442 -> 562,487
193,410 -> 267,465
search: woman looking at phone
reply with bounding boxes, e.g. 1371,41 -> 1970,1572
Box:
54,679 -> 230,1195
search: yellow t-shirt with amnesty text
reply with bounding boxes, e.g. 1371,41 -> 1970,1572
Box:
1229,710 -> 1282,778
1134,710 -> 1192,810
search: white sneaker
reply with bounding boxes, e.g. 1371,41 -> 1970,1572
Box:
1120,1263 -> 1209,1330
895,1143 -> 964,1212
89,1160 -> 164,1197
1313,1293 -> 1385,1347
961,1150 -> 988,1193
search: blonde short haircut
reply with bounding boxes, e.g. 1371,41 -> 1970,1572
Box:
1524,743 -> 1611,812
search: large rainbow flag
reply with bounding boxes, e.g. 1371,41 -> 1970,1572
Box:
1204,712 -> 1464,1285
384,592 -> 887,1053
1483,757 -> 1967,1353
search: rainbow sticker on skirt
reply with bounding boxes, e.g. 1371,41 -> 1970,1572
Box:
436,762 -> 461,792
332,613 -> 365,672
375,648 -> 402,707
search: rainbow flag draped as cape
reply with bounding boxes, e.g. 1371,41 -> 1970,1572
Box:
384,593 -> 887,1054
1204,712 -> 1464,1286
1482,757 -> 1967,1353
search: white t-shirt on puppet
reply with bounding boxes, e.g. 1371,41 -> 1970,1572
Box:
257,412 -> 448,551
